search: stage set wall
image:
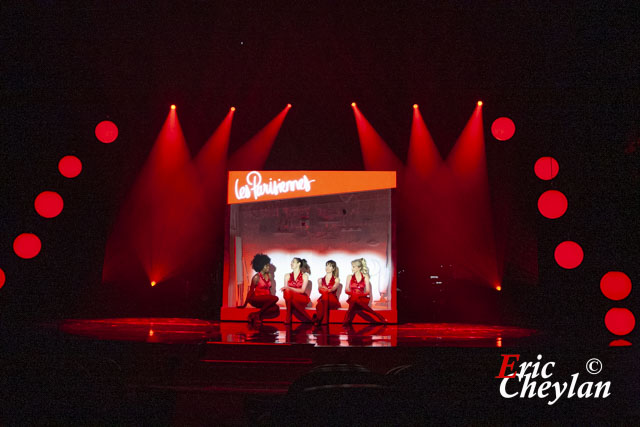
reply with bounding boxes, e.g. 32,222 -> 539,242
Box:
221,189 -> 397,323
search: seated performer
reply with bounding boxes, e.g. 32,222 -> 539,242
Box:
343,257 -> 387,325
281,257 -> 313,324
238,253 -> 280,324
313,260 -> 341,326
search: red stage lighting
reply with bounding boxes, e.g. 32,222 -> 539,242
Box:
605,308 -> 635,335
35,191 -> 64,218
351,102 -> 356,107
496,285 -> 502,291
58,155 -> 82,178
600,271 -> 632,301
230,107 -> 236,112
95,121 -> 118,143
491,117 -> 516,141
537,190 -> 568,219
477,101 -> 483,106
171,104 -> 176,110
609,339 -> 632,347
534,157 -> 559,180
150,280 -> 157,287
413,104 -> 418,109
0,267 -> 5,289
554,241 -> 583,269
287,103 -> 292,108
13,233 -> 42,259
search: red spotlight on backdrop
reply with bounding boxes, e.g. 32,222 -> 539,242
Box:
35,191 -> 64,218
13,233 -> 42,259
491,117 -> 516,141
554,241 -> 583,269
605,308 -> 635,336
534,156 -> 559,180
95,121 -> 118,143
600,271 -> 632,301
0,268 -> 5,289
609,339 -> 632,347
58,155 -> 82,178
537,190 -> 568,219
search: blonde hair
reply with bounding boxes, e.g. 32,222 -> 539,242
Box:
351,258 -> 369,276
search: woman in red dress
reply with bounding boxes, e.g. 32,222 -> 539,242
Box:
238,254 -> 280,324
343,257 -> 386,325
280,257 -> 313,324
313,260 -> 341,326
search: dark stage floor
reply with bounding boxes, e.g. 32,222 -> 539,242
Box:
57,317 -> 540,347
1,318 -> 637,425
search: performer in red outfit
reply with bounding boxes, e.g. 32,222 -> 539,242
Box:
313,260 -> 341,326
281,257 -> 313,324
343,258 -> 386,325
238,254 -> 280,323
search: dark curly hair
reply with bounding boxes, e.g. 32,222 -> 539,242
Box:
251,253 -> 271,273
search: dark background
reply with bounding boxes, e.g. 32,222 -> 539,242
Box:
2,3 -> 638,338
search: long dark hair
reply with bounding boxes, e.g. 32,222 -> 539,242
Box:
326,260 -> 339,278
293,257 -> 311,275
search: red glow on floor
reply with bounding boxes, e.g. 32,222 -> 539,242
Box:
58,155 -> 82,178
95,120 -> 118,143
34,191 -> 64,218
605,308 -> 635,336
554,241 -> 583,269
491,117 -> 515,141
0,267 -> 5,289
534,156 -> 559,180
227,106 -> 291,170
537,190 -> 568,219
13,233 -> 42,259
352,104 -> 404,171
600,271 -> 632,300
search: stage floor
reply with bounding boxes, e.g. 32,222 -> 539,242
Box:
57,317 -> 539,347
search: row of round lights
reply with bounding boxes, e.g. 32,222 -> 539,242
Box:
1,120 -> 119,291
535,156 -> 634,342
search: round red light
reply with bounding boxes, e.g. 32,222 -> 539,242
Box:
0,268 -> 5,289
351,102 -> 356,107
605,308 -> 635,336
95,121 -> 118,143
58,155 -> 82,178
534,157 -> 559,180
34,191 -> 64,218
554,241 -> 583,269
13,233 -> 42,259
600,271 -> 632,301
491,117 -> 515,141
171,105 -> 176,110
538,190 -> 568,219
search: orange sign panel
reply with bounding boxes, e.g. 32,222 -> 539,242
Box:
228,170 -> 396,204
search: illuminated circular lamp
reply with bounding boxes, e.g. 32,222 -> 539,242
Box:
13,233 -> 42,259
600,271 -> 632,301
170,104 -> 176,110
534,157 -> 559,180
413,104 -> 418,109
230,106 -> 236,112
151,280 -> 157,287
554,241 -> 583,269
605,308 -> 635,336
95,121 -> 118,143
491,117 -> 515,141
609,339 -> 632,347
477,101 -> 483,106
0,268 -> 5,289
351,102 -> 356,107
537,190 -> 568,219
35,191 -> 64,218
58,155 -> 82,178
